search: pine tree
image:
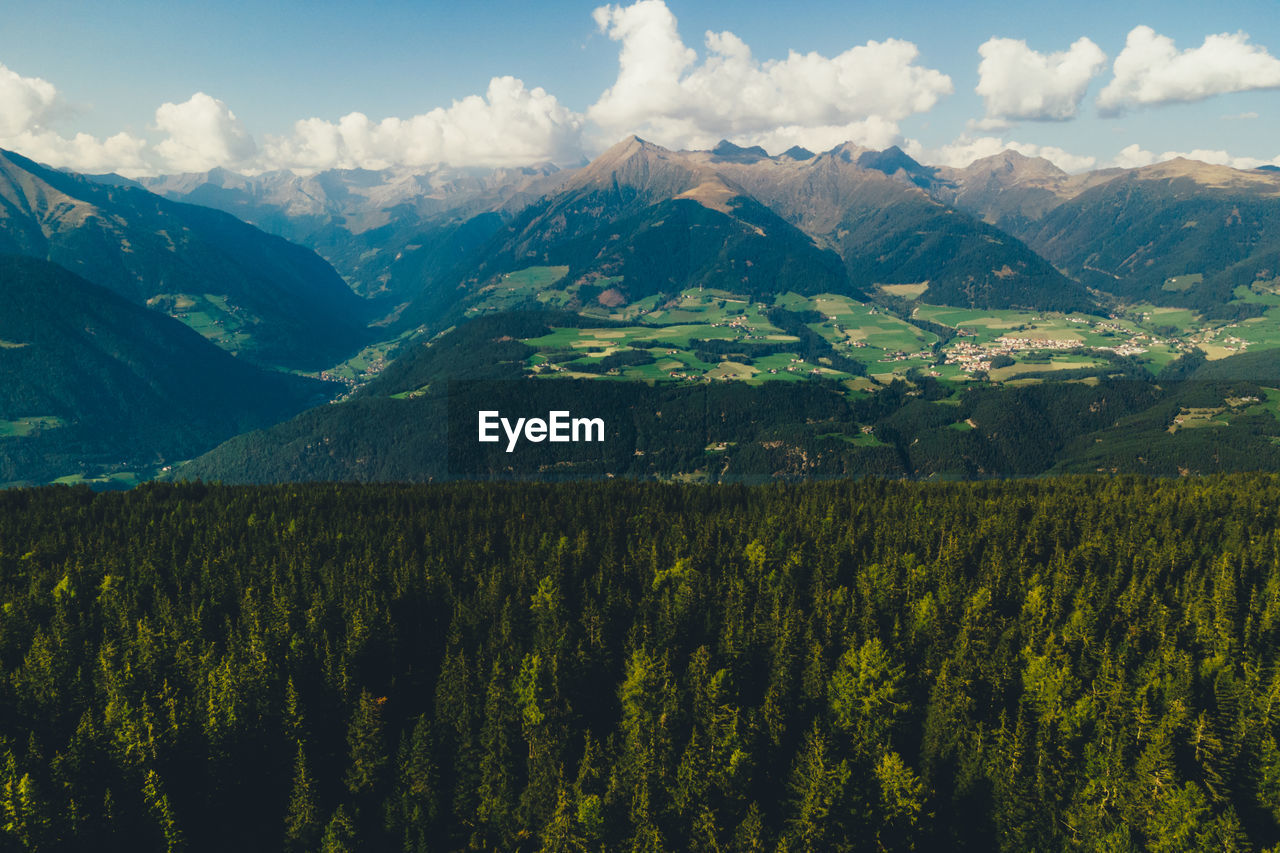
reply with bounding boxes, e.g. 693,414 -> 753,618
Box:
320,805 -> 358,853
344,690 -> 387,797
385,714 -> 437,853
284,744 -> 320,853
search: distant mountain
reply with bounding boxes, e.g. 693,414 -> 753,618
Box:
686,141 -> 1093,311
932,150 -> 1122,233
137,138 -> 1098,318
136,162 -> 569,307
0,255 -> 335,484
396,136 -> 858,324
1011,158 -> 1280,312
1,149 -> 367,368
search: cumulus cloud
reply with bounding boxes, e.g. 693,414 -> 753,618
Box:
0,61 -> 152,176
1098,26 -> 1280,114
153,92 -> 256,172
260,76 -> 583,172
1111,142 -> 1280,170
975,37 -> 1106,122
0,62 -> 59,136
586,0 -> 952,152
910,135 -> 1097,172
0,55 -> 581,176
2,130 -> 149,175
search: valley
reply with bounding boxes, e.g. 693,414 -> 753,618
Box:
7,135 -> 1280,486
412,260 -> 1267,390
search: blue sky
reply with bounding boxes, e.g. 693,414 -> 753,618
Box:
1,0 -> 1277,175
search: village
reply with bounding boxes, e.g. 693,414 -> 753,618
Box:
941,330 -> 1163,373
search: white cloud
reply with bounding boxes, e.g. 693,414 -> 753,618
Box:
586,0 -> 952,152
975,37 -> 1106,122
0,59 -> 582,176
1111,142 -> 1280,170
1223,111 -> 1259,120
0,62 -> 59,136
260,76 -> 583,172
154,92 -> 256,173
915,135 -> 1097,172
1,130 -> 149,176
1098,26 -> 1280,114
0,61 -> 151,176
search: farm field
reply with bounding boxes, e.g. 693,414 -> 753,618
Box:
987,355 -> 1104,381
50,471 -> 144,488
465,266 -> 571,315
147,293 -> 255,352
462,271 -> 1280,393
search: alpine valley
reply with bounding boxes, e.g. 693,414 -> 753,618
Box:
6,136 -> 1280,485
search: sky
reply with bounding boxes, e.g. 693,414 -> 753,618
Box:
1,0 -> 1278,177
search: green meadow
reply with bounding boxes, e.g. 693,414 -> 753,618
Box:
0,416 -> 65,438
462,271 -> 1280,390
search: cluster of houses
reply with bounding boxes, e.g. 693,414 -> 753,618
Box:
880,349 -> 934,364
944,335 -> 1087,373
942,329 -> 1162,373
944,341 -> 994,373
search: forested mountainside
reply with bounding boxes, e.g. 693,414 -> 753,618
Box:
1,479 -> 1279,850
142,137 -> 1098,325
0,149 -> 368,368
172,309 -> 1280,485
1013,161 -> 1280,316
0,255 -> 335,486
136,163 -> 567,303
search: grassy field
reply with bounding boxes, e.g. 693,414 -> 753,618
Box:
50,471 -> 143,488
1125,304 -> 1200,332
987,356 -> 1103,381
148,293 -> 255,352
469,272 -> 1280,391
1245,389 -> 1280,420
781,293 -> 939,371
1162,273 -> 1203,292
878,283 -> 929,299
912,306 -> 1136,346
469,266 -> 570,312
0,416 -> 66,438
819,431 -> 889,447
322,329 -> 420,384
1217,314 -> 1280,351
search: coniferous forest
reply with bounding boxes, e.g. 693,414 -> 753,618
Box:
1,480 -> 1279,851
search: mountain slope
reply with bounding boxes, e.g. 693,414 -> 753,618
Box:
686,142 -> 1094,311
136,162 -> 568,306
397,137 -> 860,325
932,150 -> 1122,233
0,149 -> 368,368
1015,159 -> 1280,312
0,255 -> 335,484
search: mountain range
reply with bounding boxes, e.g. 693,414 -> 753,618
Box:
5,134 -> 1280,485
